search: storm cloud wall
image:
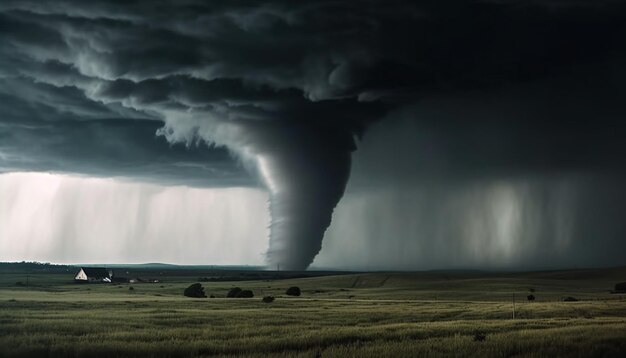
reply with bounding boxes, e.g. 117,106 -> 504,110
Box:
316,175 -> 626,270
313,98 -> 626,270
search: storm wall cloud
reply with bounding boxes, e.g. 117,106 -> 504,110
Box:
1,1 -> 626,269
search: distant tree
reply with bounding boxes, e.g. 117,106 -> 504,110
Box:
262,296 -> 275,303
285,286 -> 301,296
562,296 -> 578,302
128,286 -> 134,291
527,294 -> 535,302
227,287 -> 242,298
237,290 -> 254,298
184,283 -> 206,298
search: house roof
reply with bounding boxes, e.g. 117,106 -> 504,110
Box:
79,267 -> 110,278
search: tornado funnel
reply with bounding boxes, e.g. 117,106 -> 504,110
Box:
256,135 -> 353,270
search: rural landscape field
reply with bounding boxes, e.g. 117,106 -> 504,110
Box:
1,263 -> 626,357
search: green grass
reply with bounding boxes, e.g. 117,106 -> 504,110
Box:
1,267 -> 626,357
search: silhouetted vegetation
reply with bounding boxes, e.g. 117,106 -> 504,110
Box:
473,331 -> 487,342
237,290 -> 254,298
527,294 -> 535,302
183,283 -> 206,298
615,282 -> 626,293
562,296 -> 578,302
286,286 -> 301,296
262,296 -> 275,303
225,287 -> 253,298
227,287 -> 242,298
0,261 -> 72,273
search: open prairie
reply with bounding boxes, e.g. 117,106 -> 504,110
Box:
1,264 -> 626,357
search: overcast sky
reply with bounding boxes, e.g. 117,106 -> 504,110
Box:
1,0 -> 625,269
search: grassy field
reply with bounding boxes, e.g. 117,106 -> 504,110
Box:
1,265 -> 626,357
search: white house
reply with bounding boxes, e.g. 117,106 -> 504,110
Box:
74,267 -> 112,283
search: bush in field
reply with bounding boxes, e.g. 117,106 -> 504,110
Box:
562,296 -> 578,302
237,290 -> 254,298
262,296 -> 275,303
473,331 -> 487,342
285,286 -> 301,296
128,286 -> 134,291
227,287 -> 242,298
226,287 -> 254,298
527,294 -> 535,302
184,283 -> 206,298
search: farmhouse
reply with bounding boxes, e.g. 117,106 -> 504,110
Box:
74,267 -> 112,283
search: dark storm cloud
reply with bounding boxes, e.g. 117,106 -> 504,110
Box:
2,0 -> 625,158
350,68 -> 626,188
1,0 -> 625,268
0,75 -> 245,185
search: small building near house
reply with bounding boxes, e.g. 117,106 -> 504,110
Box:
74,267 -> 112,283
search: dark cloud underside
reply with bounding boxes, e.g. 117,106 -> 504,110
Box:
1,0 -> 624,183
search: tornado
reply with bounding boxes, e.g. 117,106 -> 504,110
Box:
255,129 -> 355,270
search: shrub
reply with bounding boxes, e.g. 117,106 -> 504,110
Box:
128,286 -> 134,291
473,331 -> 487,342
262,296 -> 275,303
227,287 -> 242,298
285,286 -> 301,296
527,294 -> 535,302
562,296 -> 578,302
183,283 -> 206,298
237,290 -> 254,298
